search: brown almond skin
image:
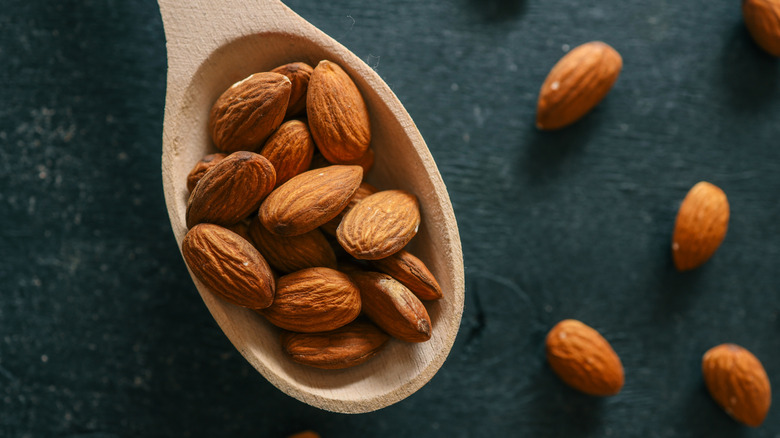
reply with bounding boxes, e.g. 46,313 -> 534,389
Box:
743,0 -> 780,57
337,190 -> 421,260
209,72 -> 291,152
281,320 -> 390,369
349,270 -> 431,343
186,151 -> 276,229
248,216 -> 337,273
672,181 -> 730,271
536,41 -> 622,130
307,60 -> 371,163
259,119 -> 315,187
261,267 -> 361,333
321,182 -> 379,236
288,432 -> 320,438
271,62 -> 314,117
703,343 -> 771,427
186,153 -> 227,192
181,224 -> 275,309
370,250 -> 443,301
224,219 -> 253,243
259,165 -> 363,236
545,319 -> 624,396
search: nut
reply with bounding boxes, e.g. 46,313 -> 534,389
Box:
186,151 -> 276,228
536,41 -> 622,130
307,60 -> 371,163
281,320 -> 390,369
349,270 -> 431,343
743,0 -> 780,57
337,190 -> 420,260
259,119 -> 315,187
186,153 -> 227,192
672,181 -> 730,271
370,249 -> 442,301
258,165 -> 363,236
321,182 -> 379,236
261,267 -> 361,333
271,62 -> 314,117
209,72 -> 291,152
248,216 -> 337,273
181,224 -> 275,309
545,319 -> 624,396
702,343 -> 771,427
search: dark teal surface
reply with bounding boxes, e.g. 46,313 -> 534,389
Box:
2,0 -> 780,436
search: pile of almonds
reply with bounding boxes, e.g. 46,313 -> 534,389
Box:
180,60 -> 442,370
533,2 -> 778,426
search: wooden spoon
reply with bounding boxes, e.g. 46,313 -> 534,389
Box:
158,0 -> 464,413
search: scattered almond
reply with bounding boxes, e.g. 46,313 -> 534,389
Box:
702,343 -> 771,427
281,320 -> 390,369
248,216 -> 337,273
181,224 -> 275,309
258,165 -> 363,236
672,181 -> 730,271
261,267 -> 361,333
209,72 -> 291,152
536,41 -> 622,130
337,190 -> 420,260
743,0 -> 780,57
545,319 -> 624,396
307,60 -> 371,163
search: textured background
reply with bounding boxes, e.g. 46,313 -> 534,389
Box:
2,0 -> 780,436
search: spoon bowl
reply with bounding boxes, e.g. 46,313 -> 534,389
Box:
159,0 -> 464,413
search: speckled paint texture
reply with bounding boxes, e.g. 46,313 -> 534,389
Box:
2,0 -> 779,436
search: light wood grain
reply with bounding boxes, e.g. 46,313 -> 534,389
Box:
158,0 -> 464,413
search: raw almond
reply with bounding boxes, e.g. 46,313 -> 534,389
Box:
349,270 -> 431,343
248,216 -> 337,273
271,62 -> 314,117
186,151 -> 276,228
280,320 -> 390,369
702,343 -> 771,427
224,219 -> 253,243
672,181 -> 730,271
321,182 -> 379,236
370,249 -> 442,301
307,60 -> 371,163
259,119 -> 315,187
186,153 -> 227,192
209,72 -> 291,152
181,224 -> 275,309
536,41 -> 622,130
545,319 -> 624,396
337,190 -> 420,260
261,267 -> 361,333
287,432 -> 320,438
743,0 -> 780,57
258,165 -> 363,236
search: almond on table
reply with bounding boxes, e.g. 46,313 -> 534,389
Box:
671,181 -> 729,271
743,0 -> 780,57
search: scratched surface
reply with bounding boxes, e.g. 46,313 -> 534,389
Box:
2,0 -> 780,436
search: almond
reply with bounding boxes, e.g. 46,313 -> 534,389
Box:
370,249 -> 443,300
186,151 -> 276,228
224,219 -> 253,243
545,319 -> 624,396
672,181 -> 730,271
743,0 -> 780,57
280,320 -> 390,369
271,62 -> 314,117
258,165 -> 363,236
536,41 -> 622,130
259,119 -> 315,187
321,182 -> 379,236
261,267 -> 361,333
248,216 -> 337,273
181,224 -> 275,309
209,72 -> 291,152
702,343 -> 771,427
307,60 -> 371,163
186,153 -> 227,192
288,432 -> 320,438
337,190 -> 420,260
349,270 -> 431,343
